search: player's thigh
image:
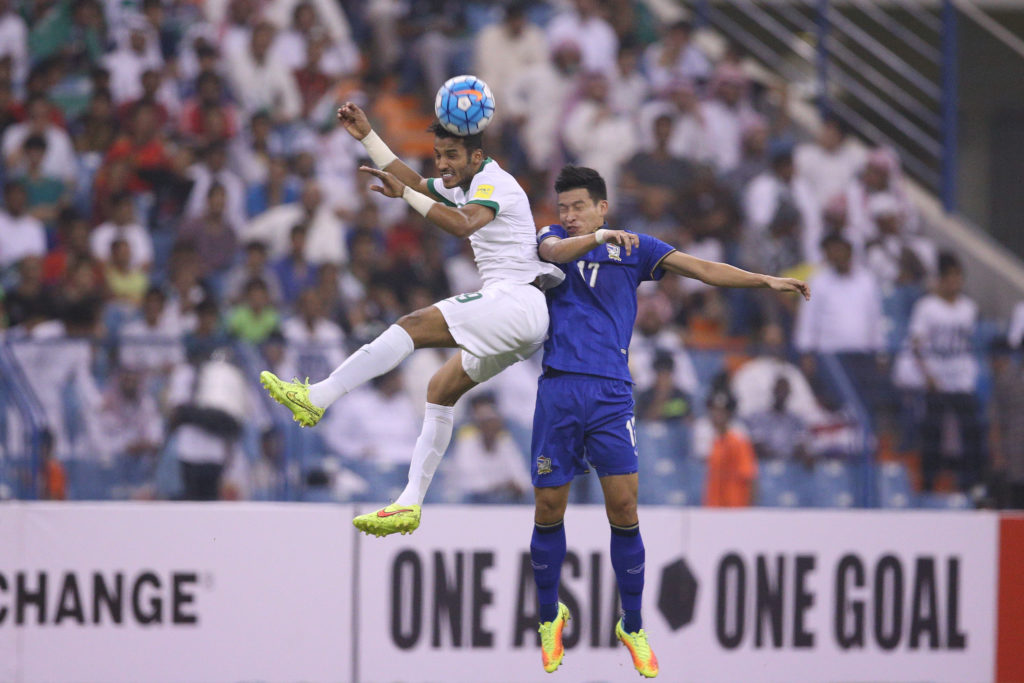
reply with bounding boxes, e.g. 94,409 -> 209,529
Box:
583,379 -> 639,479
426,353 -> 478,406
599,473 -> 639,527
397,304 -> 458,348
530,375 -> 588,489
460,339 -> 542,384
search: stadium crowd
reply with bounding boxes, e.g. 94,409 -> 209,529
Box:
1,0 -> 1022,508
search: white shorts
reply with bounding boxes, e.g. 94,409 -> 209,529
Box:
434,281 -> 549,383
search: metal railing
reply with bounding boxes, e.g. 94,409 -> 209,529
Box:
0,342 -> 49,499
693,0 -> 958,209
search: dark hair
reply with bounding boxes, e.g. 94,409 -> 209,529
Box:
821,112 -> 850,137
144,285 -> 166,301
554,165 -> 607,202
819,231 -> 851,251
244,277 -> 269,294
23,134 -> 46,151
469,392 -> 498,410
427,121 -> 483,155
937,250 -> 962,277
652,351 -> 675,372
196,298 -> 219,316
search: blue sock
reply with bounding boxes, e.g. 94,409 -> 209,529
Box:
531,519 -> 566,623
610,523 -> 645,633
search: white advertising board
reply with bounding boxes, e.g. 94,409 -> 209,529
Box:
0,503 -> 354,683
0,503 -> 1000,683
356,506 -> 999,683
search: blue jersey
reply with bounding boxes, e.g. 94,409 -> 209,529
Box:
537,225 -> 675,383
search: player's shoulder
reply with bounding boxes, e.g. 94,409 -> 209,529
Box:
538,224 -> 567,240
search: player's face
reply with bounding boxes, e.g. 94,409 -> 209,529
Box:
434,138 -> 479,189
557,188 -> 608,236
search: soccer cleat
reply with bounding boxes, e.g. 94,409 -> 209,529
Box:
259,371 -> 324,427
352,504 -> 421,537
538,602 -> 571,673
616,618 -> 659,678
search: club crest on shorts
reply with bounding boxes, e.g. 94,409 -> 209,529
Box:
606,244 -> 621,261
536,455 -> 552,475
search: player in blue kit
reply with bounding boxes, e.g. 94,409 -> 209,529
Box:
530,166 -> 810,677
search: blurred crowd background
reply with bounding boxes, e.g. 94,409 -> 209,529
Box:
1,0 -> 1023,509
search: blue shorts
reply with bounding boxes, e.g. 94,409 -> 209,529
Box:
530,371 -> 638,488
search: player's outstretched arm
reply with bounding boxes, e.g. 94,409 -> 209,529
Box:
661,251 -> 811,300
538,229 -> 638,263
360,166 -> 494,238
338,103 -> 430,195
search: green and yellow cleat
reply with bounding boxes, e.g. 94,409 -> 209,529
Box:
353,504 -> 421,537
539,602 -> 571,673
259,371 -> 324,427
615,618 -> 659,678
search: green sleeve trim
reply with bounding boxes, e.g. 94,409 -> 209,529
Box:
466,199 -> 499,214
426,178 -> 457,207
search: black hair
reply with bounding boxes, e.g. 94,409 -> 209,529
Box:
196,298 -> 219,316
554,165 -> 607,202
23,134 -> 46,151
937,250 -> 962,278
244,277 -> 269,294
652,351 -> 675,372
427,121 -> 483,155
469,392 -> 498,410
819,231 -> 851,251
144,285 -> 166,301
821,112 -> 850,137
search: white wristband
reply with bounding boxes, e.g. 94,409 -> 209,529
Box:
360,130 -> 398,168
403,185 -> 436,217
594,228 -> 609,245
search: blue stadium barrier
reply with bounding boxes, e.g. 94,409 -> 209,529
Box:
811,459 -> 858,508
917,492 -> 972,510
877,461 -> 914,509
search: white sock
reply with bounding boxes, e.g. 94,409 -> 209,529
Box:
395,402 -> 455,506
307,324 -> 414,408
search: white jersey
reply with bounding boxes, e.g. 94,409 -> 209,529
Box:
893,293 -> 978,393
426,158 -> 563,289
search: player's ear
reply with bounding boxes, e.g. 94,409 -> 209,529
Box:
470,148 -> 484,165
597,199 -> 609,216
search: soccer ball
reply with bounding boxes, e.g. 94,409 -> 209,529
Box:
434,75 -> 496,136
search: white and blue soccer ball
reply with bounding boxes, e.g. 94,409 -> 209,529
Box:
434,75 -> 496,136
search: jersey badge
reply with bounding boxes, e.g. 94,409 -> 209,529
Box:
606,244 -> 622,261
536,455 -> 552,475
472,184 -> 495,200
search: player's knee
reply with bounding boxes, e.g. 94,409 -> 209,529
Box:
534,494 -> 566,523
397,309 -> 426,335
605,496 -> 638,526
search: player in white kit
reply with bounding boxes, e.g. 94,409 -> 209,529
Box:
261,103 -> 603,537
